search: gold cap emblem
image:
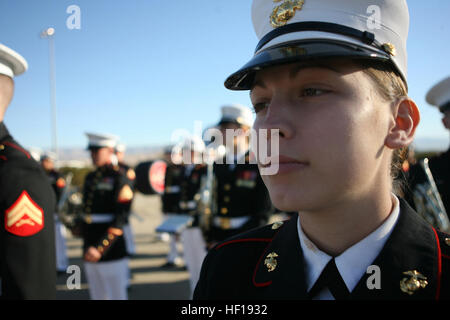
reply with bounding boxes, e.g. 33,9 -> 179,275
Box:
271,0 -> 305,28
264,252 -> 279,272
382,43 -> 396,56
280,46 -> 307,57
400,270 -> 428,295
236,116 -> 244,125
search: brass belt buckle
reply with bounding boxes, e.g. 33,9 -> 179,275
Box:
84,214 -> 92,224
220,217 -> 231,230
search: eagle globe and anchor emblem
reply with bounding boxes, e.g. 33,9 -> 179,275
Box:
271,0 -> 305,28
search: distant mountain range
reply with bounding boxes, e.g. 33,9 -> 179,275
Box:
39,137 -> 449,168
56,145 -> 166,167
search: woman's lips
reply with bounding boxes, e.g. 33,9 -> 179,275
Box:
259,155 -> 309,174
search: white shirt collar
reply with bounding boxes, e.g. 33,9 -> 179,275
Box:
297,194 -> 401,297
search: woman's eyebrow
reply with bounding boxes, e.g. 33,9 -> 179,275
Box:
289,63 -> 341,79
251,63 -> 342,92
250,79 -> 266,92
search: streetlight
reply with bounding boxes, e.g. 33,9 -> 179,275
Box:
40,27 -> 58,164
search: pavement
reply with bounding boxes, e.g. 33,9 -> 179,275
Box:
55,193 -> 191,300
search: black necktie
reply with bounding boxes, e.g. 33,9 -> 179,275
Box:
308,258 -> 350,300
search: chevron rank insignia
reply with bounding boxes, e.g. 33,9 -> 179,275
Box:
118,184 -> 134,203
4,191 -> 44,237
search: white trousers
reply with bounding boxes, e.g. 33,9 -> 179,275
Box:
84,258 -> 129,300
123,223 -> 136,255
181,227 -> 207,298
54,215 -> 69,271
165,214 -> 183,263
167,234 -> 183,263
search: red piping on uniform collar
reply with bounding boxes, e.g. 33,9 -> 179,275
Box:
3,142 -> 31,159
215,238 -> 272,250
432,227 -> 442,300
251,226 -> 287,288
214,237 -> 274,287
252,246 -> 273,288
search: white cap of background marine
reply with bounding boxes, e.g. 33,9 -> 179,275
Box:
219,104 -> 254,128
85,132 -> 119,150
225,0 -> 409,90
41,151 -> 57,162
0,43 -> 28,78
426,77 -> 450,113
115,143 -> 126,153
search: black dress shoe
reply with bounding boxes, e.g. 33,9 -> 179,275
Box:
161,261 -> 177,268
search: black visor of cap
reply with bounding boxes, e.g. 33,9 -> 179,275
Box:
440,102 -> 450,113
225,39 -> 393,90
87,145 -> 106,151
218,119 -> 245,127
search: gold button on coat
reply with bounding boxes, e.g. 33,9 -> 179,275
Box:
445,238 -> 450,247
272,221 -> 284,230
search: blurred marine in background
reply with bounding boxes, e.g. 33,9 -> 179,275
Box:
200,104 -> 273,247
176,136 -> 207,297
41,151 -> 69,274
81,133 -> 133,300
159,138 -> 205,269
408,77 -> 450,233
115,143 -> 136,257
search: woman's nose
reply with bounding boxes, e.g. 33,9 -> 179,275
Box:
254,99 -> 294,140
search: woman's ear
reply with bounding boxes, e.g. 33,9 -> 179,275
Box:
385,98 -> 420,149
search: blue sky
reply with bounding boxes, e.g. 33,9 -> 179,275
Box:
1,0 -> 449,152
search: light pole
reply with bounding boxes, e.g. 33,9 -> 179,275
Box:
40,27 -> 58,163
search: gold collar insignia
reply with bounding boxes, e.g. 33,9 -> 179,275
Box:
400,270 -> 428,295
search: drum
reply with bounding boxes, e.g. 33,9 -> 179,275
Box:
135,160 -> 167,195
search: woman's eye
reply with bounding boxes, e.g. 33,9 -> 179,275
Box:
252,102 -> 268,114
301,88 -> 328,97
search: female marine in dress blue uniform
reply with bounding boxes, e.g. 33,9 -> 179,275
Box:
194,0 -> 450,300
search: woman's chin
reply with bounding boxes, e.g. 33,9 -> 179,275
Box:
268,186 -> 307,212
263,172 -> 328,212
